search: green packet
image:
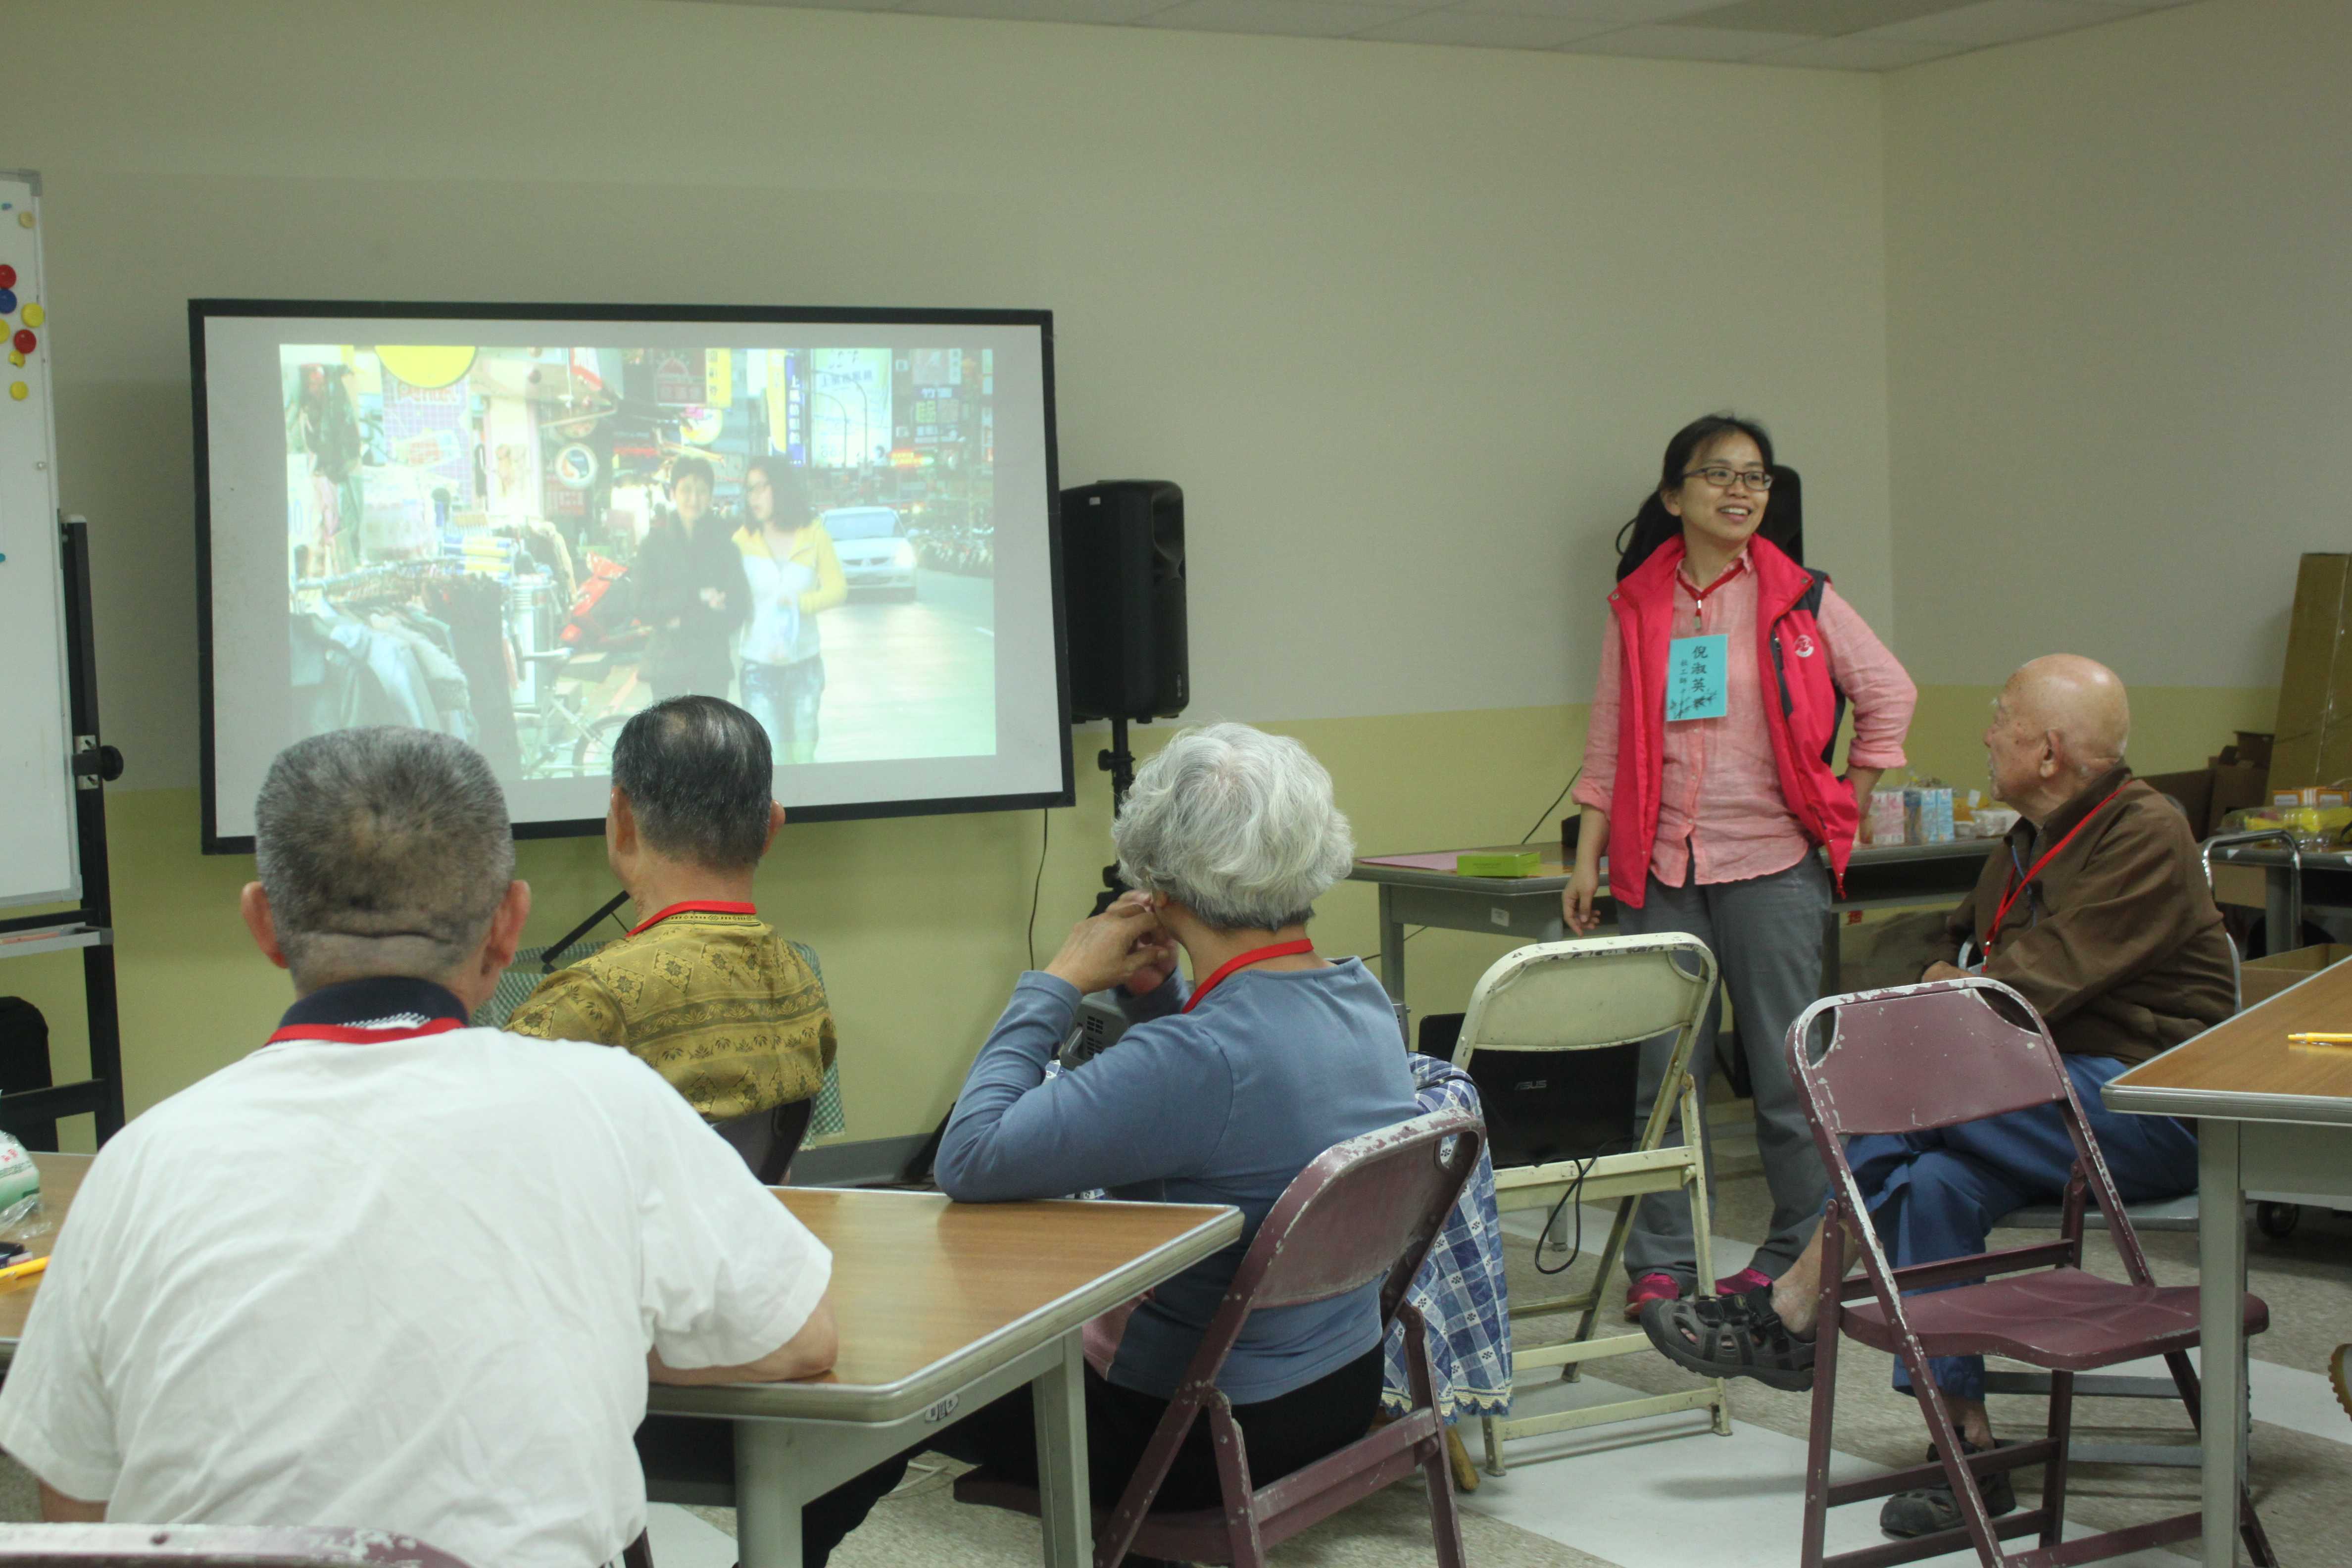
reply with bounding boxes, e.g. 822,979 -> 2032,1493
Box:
1456,849 -> 1541,878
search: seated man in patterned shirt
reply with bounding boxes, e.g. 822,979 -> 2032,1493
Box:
509,695 -> 835,1181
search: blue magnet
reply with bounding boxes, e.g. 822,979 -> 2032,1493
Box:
0,291 -> 15,315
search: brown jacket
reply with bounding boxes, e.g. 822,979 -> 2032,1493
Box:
1946,767 -> 2234,1067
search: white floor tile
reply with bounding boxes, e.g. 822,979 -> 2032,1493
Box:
645,1502 -> 737,1568
1467,1375 -> 2188,1568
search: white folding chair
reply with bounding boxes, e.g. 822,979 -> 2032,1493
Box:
1454,933 -> 1732,1473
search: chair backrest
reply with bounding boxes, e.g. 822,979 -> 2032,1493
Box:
1452,934 -> 1716,1060
1785,977 -> 2162,1299
0,1524 -> 477,1566
1179,1109 -> 1482,1384
1785,978 -> 2071,1138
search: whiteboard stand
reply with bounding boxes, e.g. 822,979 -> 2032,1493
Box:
0,516 -> 126,1144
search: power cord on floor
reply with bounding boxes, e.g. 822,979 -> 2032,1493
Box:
1532,1138 -> 1636,1276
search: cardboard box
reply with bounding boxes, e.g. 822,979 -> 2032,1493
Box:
2142,762 -> 2271,838
2239,943 -> 2352,1008
2270,554 -> 2352,790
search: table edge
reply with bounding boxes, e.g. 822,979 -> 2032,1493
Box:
2102,1080 -> 2352,1127
647,1200 -> 1244,1423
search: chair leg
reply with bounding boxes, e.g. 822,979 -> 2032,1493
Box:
1799,1304 -> 1839,1568
1421,1424 -> 1470,1568
2040,1369 -> 2073,1548
1208,1399 -> 1266,1568
1679,1074 -> 1733,1435
1911,1354 -> 2006,1568
1564,1192 -> 1641,1384
1480,1413 -> 1507,1477
622,1531 -> 654,1568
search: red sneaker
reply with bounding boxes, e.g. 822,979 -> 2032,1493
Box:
1624,1272 -> 1682,1322
1715,1266 -> 1775,1298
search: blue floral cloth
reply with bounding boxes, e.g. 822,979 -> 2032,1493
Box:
1381,1054 -> 1512,1423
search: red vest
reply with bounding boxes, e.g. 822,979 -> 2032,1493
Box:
1604,536 -> 1856,909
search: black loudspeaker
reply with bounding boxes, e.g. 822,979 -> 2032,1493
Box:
1062,480 -> 1188,722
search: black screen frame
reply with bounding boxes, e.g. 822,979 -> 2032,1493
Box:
192,297 -> 1073,855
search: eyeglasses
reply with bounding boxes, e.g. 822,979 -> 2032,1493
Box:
1681,465 -> 1774,491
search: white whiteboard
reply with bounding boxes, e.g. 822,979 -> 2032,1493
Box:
0,172 -> 77,909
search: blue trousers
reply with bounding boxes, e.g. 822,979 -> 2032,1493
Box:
1844,1053 -> 2198,1402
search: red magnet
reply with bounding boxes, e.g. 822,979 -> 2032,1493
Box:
0,265 -> 14,289
10,330 -> 31,355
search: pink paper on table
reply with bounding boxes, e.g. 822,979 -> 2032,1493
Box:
1357,852 -> 1472,871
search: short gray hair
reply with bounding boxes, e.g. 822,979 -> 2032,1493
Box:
254,728 -> 516,989
1113,723 -> 1355,933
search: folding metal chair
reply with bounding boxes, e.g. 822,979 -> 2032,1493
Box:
953,1108 -> 1483,1568
0,1524 -> 478,1566
1452,934 -> 1732,1473
1785,977 -> 2274,1568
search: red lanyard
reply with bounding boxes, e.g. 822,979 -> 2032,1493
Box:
1181,939 -> 1316,1014
1984,787 -> 2123,951
628,899 -> 756,937
267,1018 -> 465,1046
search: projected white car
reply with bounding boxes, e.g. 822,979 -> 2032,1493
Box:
824,506 -> 919,600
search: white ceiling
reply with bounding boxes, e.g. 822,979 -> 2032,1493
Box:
680,0 -> 2206,69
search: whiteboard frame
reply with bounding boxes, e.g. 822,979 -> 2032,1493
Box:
0,169 -> 82,910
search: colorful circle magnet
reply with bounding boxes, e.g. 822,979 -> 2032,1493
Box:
8,383 -> 26,400
12,331 -> 33,354
0,292 -> 14,316
21,303 -> 42,327
16,213 -> 32,229
0,265 -> 15,288
7,351 -> 20,368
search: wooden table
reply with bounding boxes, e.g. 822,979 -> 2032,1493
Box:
2104,958 -> 2352,1568
1350,837 -> 1996,1007
0,1156 -> 1240,1568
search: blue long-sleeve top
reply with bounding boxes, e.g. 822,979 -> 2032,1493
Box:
935,959 -> 1421,1403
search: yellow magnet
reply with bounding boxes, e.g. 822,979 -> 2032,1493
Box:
7,351 -> 20,367
8,383 -> 26,400
21,303 -> 42,328
15,212 -> 31,229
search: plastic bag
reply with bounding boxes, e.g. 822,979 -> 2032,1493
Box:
0,1132 -> 44,1240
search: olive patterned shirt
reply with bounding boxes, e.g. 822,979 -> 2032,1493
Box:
507,907 -> 837,1122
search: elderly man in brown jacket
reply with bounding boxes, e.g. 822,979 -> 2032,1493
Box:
1643,655 -> 2220,1541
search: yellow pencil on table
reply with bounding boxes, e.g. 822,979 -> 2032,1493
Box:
2286,1032 -> 2352,1048
0,1255 -> 47,1288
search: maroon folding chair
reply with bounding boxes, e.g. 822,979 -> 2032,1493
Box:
1784,977 -> 2273,1568
954,1107 -> 1483,1568
0,1524 -> 478,1566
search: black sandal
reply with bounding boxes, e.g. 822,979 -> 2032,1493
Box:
1640,1285 -> 1817,1391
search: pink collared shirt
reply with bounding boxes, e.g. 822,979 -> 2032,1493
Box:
1572,550 -> 1916,888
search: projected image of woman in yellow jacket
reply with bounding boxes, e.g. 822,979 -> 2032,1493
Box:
733,456 -> 846,765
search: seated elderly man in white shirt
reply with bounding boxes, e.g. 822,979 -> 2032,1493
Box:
0,727 -> 836,1568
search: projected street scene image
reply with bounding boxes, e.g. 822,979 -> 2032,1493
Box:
280,343 -> 998,782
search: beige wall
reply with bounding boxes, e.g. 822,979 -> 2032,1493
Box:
1884,0 -> 2342,719
0,0 -> 1896,1143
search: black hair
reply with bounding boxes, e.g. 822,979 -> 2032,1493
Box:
1612,413 -> 1789,581
669,455 -> 716,493
611,696 -> 775,871
744,456 -> 812,531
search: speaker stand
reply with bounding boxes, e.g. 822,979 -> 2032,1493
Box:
1092,715 -> 1137,914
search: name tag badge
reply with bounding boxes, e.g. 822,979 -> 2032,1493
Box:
1666,634 -> 1729,722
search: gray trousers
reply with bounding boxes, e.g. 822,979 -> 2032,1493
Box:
1615,854 -> 1831,1284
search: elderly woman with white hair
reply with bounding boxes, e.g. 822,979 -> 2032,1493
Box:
908,722 -> 1422,1528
